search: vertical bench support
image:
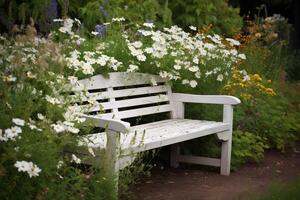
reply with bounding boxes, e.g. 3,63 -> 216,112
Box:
220,104 -> 233,176
170,101 -> 184,168
104,130 -> 120,200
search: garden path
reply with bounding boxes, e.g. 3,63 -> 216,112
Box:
131,143 -> 300,200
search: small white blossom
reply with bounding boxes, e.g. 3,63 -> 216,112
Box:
3,75 -> 16,82
5,126 -> 22,139
45,95 -> 62,105
182,79 -> 189,85
51,123 -> 65,133
81,62 -> 94,75
189,26 -> 197,31
63,121 -> 80,134
37,113 -> 45,120
143,22 -> 155,28
137,54 -> 146,61
217,74 -> 224,82
243,75 -> 251,81
71,154 -> 81,164
132,41 -> 143,48
28,123 -> 42,132
112,17 -> 125,22
192,57 -> 199,64
88,147 -> 96,157
14,161 -> 41,178
26,71 -> 37,79
57,161 -> 64,169
189,66 -> 199,72
189,80 -> 198,88
195,71 -> 201,79
145,47 -> 154,54
53,19 -> 63,22
226,38 -> 240,46
238,53 -> 246,60
173,65 -> 181,70
12,118 -> 25,126
127,64 -> 139,72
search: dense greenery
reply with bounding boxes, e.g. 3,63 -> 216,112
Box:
169,0 -> 243,36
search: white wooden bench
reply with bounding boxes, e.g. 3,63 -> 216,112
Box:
70,72 -> 240,184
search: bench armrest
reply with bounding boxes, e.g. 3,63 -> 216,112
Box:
172,93 -> 241,105
81,114 -> 130,132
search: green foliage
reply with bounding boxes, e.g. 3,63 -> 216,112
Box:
168,0 -> 243,36
285,50 -> 300,81
119,151 -> 154,198
0,28 -> 121,199
231,131 -> 267,170
65,0 -> 172,30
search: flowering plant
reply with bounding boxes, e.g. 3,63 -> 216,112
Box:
55,18 -> 246,93
0,26 -> 113,199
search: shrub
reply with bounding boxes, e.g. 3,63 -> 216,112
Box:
0,24 -> 121,199
231,131 -> 267,169
168,0 -> 243,36
76,0 -> 173,30
238,14 -> 292,81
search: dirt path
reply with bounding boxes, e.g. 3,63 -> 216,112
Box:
131,146 -> 300,200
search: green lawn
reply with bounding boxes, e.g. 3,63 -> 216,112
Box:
241,178 -> 300,200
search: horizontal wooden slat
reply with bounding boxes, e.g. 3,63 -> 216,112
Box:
177,155 -> 221,167
71,94 -> 169,113
71,85 -> 169,103
78,72 -> 166,90
118,104 -> 172,119
112,85 -> 168,98
114,95 -> 169,109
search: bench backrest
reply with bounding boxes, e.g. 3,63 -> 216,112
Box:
76,72 -> 174,120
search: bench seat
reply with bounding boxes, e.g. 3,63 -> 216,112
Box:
80,119 -> 230,156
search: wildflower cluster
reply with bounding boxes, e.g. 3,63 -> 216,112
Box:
243,14 -> 290,46
223,69 -> 276,101
55,19 -> 246,91
0,25 -> 96,199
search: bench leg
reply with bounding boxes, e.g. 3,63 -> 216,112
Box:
104,130 -> 120,200
170,144 -> 180,168
220,138 -> 232,176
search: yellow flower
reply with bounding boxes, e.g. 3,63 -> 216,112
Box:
252,74 -> 262,82
238,83 -> 245,88
223,84 -> 232,90
241,93 -> 253,100
265,88 -> 276,96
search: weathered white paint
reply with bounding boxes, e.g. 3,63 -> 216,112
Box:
177,155 -> 221,167
70,72 -> 240,180
172,93 -> 241,105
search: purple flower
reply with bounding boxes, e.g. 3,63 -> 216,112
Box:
95,24 -> 110,37
47,0 -> 58,20
100,6 -> 108,18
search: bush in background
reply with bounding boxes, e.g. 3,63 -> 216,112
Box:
168,0 -> 243,36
